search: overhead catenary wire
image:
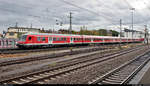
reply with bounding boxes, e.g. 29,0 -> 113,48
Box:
58,0 -> 119,26
0,0 -> 149,32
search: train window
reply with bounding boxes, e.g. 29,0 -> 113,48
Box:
37,37 -> 41,41
64,38 -> 66,41
28,37 -> 32,40
49,37 -> 52,41
20,35 -> 27,41
57,38 -> 59,41
53,38 -> 56,41
56,38 -> 58,41
71,38 -> 73,41
42,37 -> 46,41
61,38 -> 64,41
9,32 -> 14,36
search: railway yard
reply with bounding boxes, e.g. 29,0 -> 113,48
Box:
1,0 -> 150,85
0,43 -> 149,84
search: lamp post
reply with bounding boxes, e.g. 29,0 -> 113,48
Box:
130,8 -> 135,39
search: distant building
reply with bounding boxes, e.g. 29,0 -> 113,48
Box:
5,27 -> 41,39
123,29 -> 145,38
58,29 -> 69,34
40,28 -> 53,33
0,34 -> 2,38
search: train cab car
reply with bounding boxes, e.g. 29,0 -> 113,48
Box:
17,35 -> 41,48
16,35 -> 28,48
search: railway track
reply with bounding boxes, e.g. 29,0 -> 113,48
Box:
0,45 -> 113,54
88,49 -> 150,84
0,43 -> 142,54
0,45 -> 148,84
0,46 -> 112,67
0,46 -> 80,54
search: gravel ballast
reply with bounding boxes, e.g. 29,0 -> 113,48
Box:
45,47 -> 149,84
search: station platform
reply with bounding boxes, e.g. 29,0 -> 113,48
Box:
129,57 -> 150,84
139,63 -> 150,84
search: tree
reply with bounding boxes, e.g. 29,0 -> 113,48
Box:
110,30 -> 119,36
98,29 -> 107,36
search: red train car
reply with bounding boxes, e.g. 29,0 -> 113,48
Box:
16,33 -> 144,48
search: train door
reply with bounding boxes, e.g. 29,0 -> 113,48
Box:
91,38 -> 93,42
70,37 -> 73,43
48,37 -> 53,44
0,40 -> 2,48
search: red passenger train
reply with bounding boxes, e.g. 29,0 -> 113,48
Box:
16,33 -> 144,48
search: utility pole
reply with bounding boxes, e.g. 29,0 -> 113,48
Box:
30,23 -> 32,28
69,12 -> 72,34
130,8 -> 135,39
119,19 -> 122,49
15,22 -> 19,38
15,22 -> 18,28
144,25 -> 149,45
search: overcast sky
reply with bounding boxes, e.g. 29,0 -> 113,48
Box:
0,0 -> 150,33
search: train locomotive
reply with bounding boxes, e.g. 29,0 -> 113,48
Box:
16,33 -> 144,48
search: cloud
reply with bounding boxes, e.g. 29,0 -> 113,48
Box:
0,0 -> 149,33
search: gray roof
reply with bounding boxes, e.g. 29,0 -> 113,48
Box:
8,27 -> 40,30
24,32 -> 138,39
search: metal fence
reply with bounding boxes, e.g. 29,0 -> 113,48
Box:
0,38 -> 18,49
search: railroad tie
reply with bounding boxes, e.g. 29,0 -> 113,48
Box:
98,82 -> 103,85
33,75 -> 43,78
91,79 -> 97,83
56,76 -> 61,79
70,71 -> 75,74
112,73 -> 128,77
44,79 -> 50,82
88,81 -> 93,84
20,79 -> 30,82
50,77 -> 56,80
108,76 -> 125,81
38,81 -> 44,84
12,81 -> 23,84
44,72 -> 51,75
39,74 -> 49,77
65,73 -> 71,75
104,78 -> 123,83
3,83 -> 8,84
102,80 -> 120,84
62,74 -> 67,77
27,77 -> 37,80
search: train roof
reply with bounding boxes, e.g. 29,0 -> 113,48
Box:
24,33 -> 140,39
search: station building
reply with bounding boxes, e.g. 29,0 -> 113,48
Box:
5,27 -> 41,39
123,29 -> 145,39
